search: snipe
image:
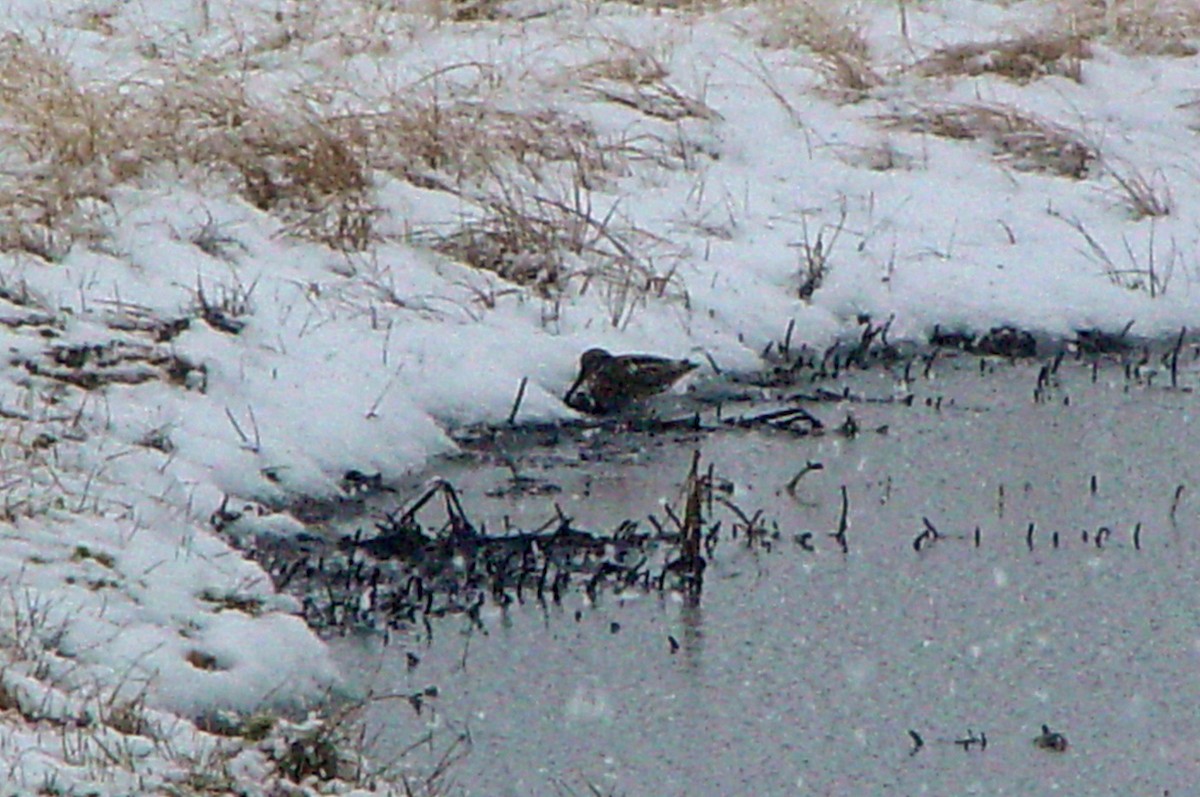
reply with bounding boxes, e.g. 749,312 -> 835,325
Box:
564,347 -> 698,414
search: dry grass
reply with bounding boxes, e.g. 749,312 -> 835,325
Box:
0,35 -> 378,255
0,33 -> 639,264
758,0 -> 869,57
416,167 -> 687,326
1104,159 -> 1174,219
423,193 -> 573,295
372,89 -> 686,311
366,99 -> 615,188
348,44 -> 703,316
0,19 -> 696,324
151,79 -> 377,251
914,33 -> 1091,83
0,585 -> 68,665
757,0 -> 884,101
796,201 -> 847,301
1049,208 -> 1179,296
875,104 -> 1096,178
0,35 -> 136,260
1060,0 -> 1200,55
574,43 -> 721,122
585,78 -> 720,122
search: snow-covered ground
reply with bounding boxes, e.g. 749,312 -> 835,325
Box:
0,0 -> 1196,792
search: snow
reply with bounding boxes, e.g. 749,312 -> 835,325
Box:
0,0 -> 1197,792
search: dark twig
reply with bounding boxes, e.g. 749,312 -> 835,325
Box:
507,377 -> 528,425
831,485 -> 849,553
914,516 -> 943,551
785,460 -> 823,495
907,729 -> 924,756
781,318 -> 795,360
954,729 -> 987,752
1169,326 -> 1186,388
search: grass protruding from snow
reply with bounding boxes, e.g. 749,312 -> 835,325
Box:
160,82 -> 378,251
373,56 -> 700,319
914,33 -> 1090,83
0,35 -> 378,255
423,178 -> 687,326
1104,159 -> 1174,219
578,42 -> 722,122
1060,0 -> 1200,55
0,0 -> 1198,791
796,200 -> 848,302
757,0 -> 884,100
876,103 -> 1096,178
0,35 -> 134,260
1050,209 -> 1181,297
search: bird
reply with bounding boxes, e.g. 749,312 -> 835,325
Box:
564,348 -> 698,414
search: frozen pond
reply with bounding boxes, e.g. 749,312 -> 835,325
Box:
331,350 -> 1199,795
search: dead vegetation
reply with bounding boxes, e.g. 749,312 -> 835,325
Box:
0,35 -> 135,260
423,195 -> 572,296
796,201 -> 847,301
363,95 -> 612,187
436,0 -> 515,23
914,34 -> 1090,83
421,186 -> 684,326
875,104 -> 1096,178
1103,159 -> 1174,219
0,23 -> 696,321
757,0 -> 884,100
575,47 -> 721,122
371,48 -> 702,317
1060,0 -> 1200,55
0,0 -> 1189,326
0,33 -> 377,255
151,80 -> 378,252
373,101 -> 670,312
14,340 -> 208,392
1049,208 -> 1180,297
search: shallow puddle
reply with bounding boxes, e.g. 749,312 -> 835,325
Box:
331,351 -> 1200,795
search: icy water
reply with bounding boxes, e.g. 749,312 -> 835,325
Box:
333,352 -> 1199,796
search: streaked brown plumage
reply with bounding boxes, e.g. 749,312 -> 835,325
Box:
564,348 -> 698,414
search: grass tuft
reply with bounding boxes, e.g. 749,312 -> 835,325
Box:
875,103 -> 1096,178
0,35 -> 132,260
1104,159 -> 1173,219
914,33 -> 1090,83
796,201 -> 847,301
1060,0 -> 1200,55
1049,208 -> 1180,297
578,45 -> 720,121
758,0 -> 884,100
